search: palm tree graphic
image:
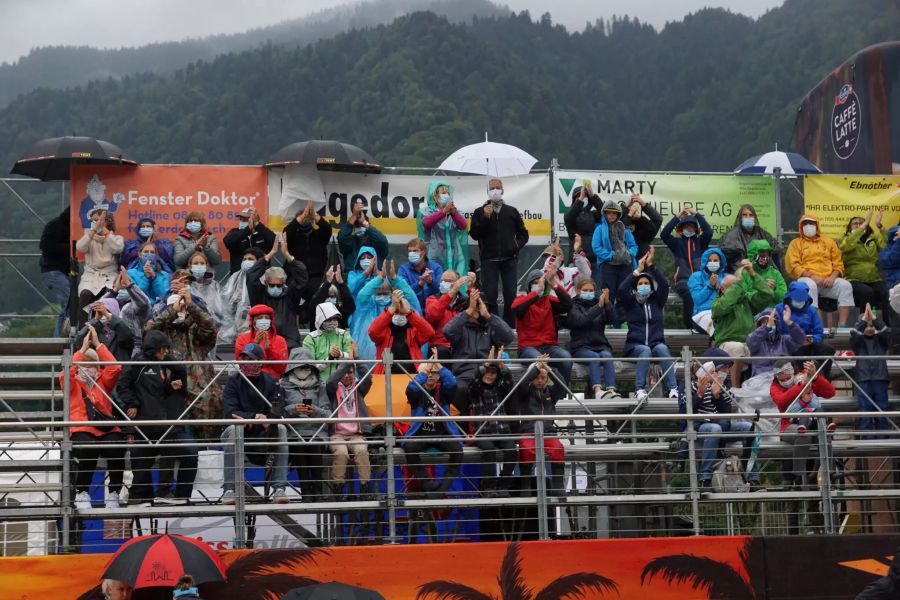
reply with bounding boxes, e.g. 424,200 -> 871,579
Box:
640,537 -> 764,599
417,542 -> 618,600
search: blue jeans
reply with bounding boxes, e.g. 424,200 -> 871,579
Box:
481,257 -> 519,328
573,347 -> 616,389
858,380 -> 890,435
698,420 -> 757,481
42,270 -> 71,337
627,343 -> 676,392
519,345 -> 572,385
222,424 -> 289,491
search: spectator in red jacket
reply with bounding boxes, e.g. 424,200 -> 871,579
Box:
511,267 -> 573,385
424,270 -> 473,359
369,290 -> 435,375
234,304 -> 289,379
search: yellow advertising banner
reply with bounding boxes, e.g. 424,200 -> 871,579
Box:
803,174 -> 900,238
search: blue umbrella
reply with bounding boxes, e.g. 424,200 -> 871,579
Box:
734,150 -> 822,175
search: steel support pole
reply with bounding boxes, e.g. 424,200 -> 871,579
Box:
60,349 -> 72,553
383,349 -> 398,544
682,346 -> 701,535
535,419 -> 550,540
234,426 -> 247,549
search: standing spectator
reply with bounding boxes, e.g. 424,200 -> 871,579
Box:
621,193 -> 663,262
76,208 -> 124,327
63,325 -> 124,509
618,248 -> 679,402
840,209 -> 888,315
511,267 -> 574,385
338,200 -> 388,272
350,259 -> 419,361
850,304 -> 892,435
661,206 -> 713,329
308,265 -> 355,328
712,265 -> 774,385
744,240 -> 786,311
785,214 -> 853,328
326,357 -> 374,500
688,248 -> 727,335
592,199 -> 638,324
118,330 -> 197,506
173,211 -> 221,269
283,201 -> 332,312
563,183 -> 603,274
104,267 -> 152,357
40,206 -> 71,336
235,304 -> 289,380
223,207 -> 276,274
775,281 -> 836,378
75,299 -> 134,363
746,307 -> 806,376
126,241 -> 171,304
512,359 -> 566,496
121,217 -> 175,272
567,279 -> 618,399
303,301 -> 353,381
467,349 -> 517,497
368,290 -> 434,375
416,179 -> 468,274
425,270 -> 471,360
470,178 -> 529,327
218,248 -> 261,344
542,235 -> 591,297
398,237 -> 443,310
720,204 -> 780,269
246,236 -> 309,350
187,252 -> 225,326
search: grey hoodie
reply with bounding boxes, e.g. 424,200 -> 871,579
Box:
280,346 -> 331,439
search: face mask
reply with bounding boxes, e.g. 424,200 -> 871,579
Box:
407,251 -> 421,264
706,261 -> 720,273
359,258 -> 372,270
239,362 -> 262,378
438,193 -> 450,205
241,259 -> 255,271
116,289 -> 130,301
392,314 -> 408,327
682,229 -> 695,238
530,284 -> 542,293
636,283 -> 652,296
374,294 -> 391,307
238,221 -> 249,230
741,217 -> 755,229
439,281 -> 453,294
777,376 -> 795,388
98,315 -> 110,325
255,318 -> 271,331
90,220 -> 100,230
321,320 -> 338,332
488,189 -> 503,201
579,291 -> 596,301
802,224 -> 817,237
757,255 -> 770,267
190,264 -> 207,278
138,226 -> 154,238
325,296 -> 337,305
791,300 -> 806,310
141,253 -> 157,264
354,227 -> 367,237
768,326 -> 777,335
186,221 -> 202,233
267,285 -> 284,298
298,221 -> 312,232
78,368 -> 99,384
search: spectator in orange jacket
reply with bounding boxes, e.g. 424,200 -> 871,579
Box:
234,304 -> 289,379
368,290 -> 434,374
511,267 -> 573,385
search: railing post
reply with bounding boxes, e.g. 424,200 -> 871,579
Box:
682,346 -> 701,536
234,426 -> 246,549
382,349 -> 397,544
817,423 -> 836,533
534,419 -> 550,540
60,348 -> 73,553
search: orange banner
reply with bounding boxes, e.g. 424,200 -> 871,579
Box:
70,164 -> 268,260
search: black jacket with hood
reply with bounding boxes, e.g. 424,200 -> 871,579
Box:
563,188 -> 603,265
856,552 -> 900,599
247,256 -> 309,348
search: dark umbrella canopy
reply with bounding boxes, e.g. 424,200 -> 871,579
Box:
102,534 -> 226,590
264,140 -> 380,173
281,581 -> 386,600
10,135 -> 138,181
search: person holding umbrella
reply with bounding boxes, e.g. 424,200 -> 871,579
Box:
174,211 -> 222,269
416,179 -> 469,274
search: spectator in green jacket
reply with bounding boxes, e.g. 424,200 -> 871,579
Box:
840,208 -> 888,315
302,301 -> 353,381
713,263 -> 770,384
745,239 -> 786,311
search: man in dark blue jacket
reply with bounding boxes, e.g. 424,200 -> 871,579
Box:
661,207 -> 713,329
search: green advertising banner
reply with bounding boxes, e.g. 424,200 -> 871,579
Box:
554,170 -> 777,240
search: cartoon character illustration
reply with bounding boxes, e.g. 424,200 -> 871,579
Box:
78,174 -> 124,228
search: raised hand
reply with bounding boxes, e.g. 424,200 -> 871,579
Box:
364,257 -> 377,277
335,264 -> 344,284
478,298 -> 491,320
740,258 -> 755,276
645,246 -> 655,266
483,201 -> 494,217
573,233 -> 582,254
466,271 -> 477,287
767,308 -> 777,328
388,258 -> 397,280
803,361 -> 817,377
351,200 -> 363,224
143,260 -> 154,279
876,207 -> 885,228
325,265 -> 335,284
599,288 -> 610,306
783,304 -> 792,324
329,345 -> 341,358
864,302 -> 875,323
119,266 -> 132,288
350,340 -> 359,359
179,286 -> 193,305
709,273 -> 719,289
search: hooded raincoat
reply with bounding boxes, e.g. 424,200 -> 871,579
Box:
719,207 -> 779,268
745,239 -> 786,306
687,248 -> 727,315
840,220 -> 887,282
785,214 -> 844,280
280,347 -> 331,440
349,272 -> 420,361
234,304 -> 289,379
303,302 -> 353,380
416,179 -> 469,274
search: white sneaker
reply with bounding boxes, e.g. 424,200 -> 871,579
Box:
668,389 -> 680,399
74,491 -> 92,510
635,389 -> 649,404
105,491 -> 120,509
271,488 -> 289,504
221,490 -> 236,505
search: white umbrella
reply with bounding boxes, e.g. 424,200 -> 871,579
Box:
438,133 -> 538,176
275,164 -> 327,219
733,149 -> 822,176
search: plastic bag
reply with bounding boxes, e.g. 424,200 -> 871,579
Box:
217,270 -> 251,344
730,371 -> 778,432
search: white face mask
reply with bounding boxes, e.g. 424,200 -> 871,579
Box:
255,318 -> 271,331
707,261 -> 720,273
802,223 -> 817,237
391,314 -> 408,327
488,189 -> 503,201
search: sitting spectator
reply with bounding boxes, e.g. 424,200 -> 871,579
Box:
567,279 -> 618,399
512,359 -> 566,496
592,199 -> 638,324
76,208 -> 124,327
122,217 -> 175,272
64,325 -> 124,509
118,330 -> 197,506
746,307 -> 806,376
221,343 -> 289,505
775,281 -> 835,378
402,359 -> 463,496
417,179 -> 468,273
283,201 -> 332,309
563,183 -> 603,280
187,252 -> 225,326
369,290 -> 434,374
326,355 -> 374,500
101,579 -> 132,600
104,267 -> 151,357
467,349 -> 517,497
512,267 -> 573,385
303,301 -> 353,380
745,239 -> 786,310
398,237 -> 443,310
75,298 -> 134,363
280,347 -> 331,502
719,204 -> 780,269
126,241 -> 171,304
425,270 -> 471,360
688,247 -> 727,335
850,304 -> 891,435
541,235 -> 591,297
223,207 -> 275,274
618,248 -> 679,401
218,248 -> 261,344
171,574 -> 201,600
235,304 -> 289,379
351,259 -> 420,361
785,214 -> 853,327
347,245 -> 379,297
247,236 -> 309,350
661,206 -> 713,329
680,350 -> 759,489
621,193 -> 663,262
770,359 -> 836,488
40,206 -> 72,336
841,209 -> 888,315
338,200 -> 388,272
174,211 -> 221,269
308,264 -> 355,328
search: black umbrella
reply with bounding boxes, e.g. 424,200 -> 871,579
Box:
10,135 -> 138,181
264,140 -> 381,173
281,582 -> 386,600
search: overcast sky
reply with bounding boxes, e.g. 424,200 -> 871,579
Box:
0,0 -> 785,64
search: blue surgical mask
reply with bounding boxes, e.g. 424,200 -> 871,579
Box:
579,291 -> 596,301
374,294 -> 391,307
706,261 -> 720,273
186,221 -> 202,233
408,251 -> 421,264
682,229 -> 695,238
190,265 -> 207,278
138,226 -> 153,238
267,285 -> 284,298
116,289 -> 130,301
359,258 -> 372,270
741,217 -> 755,229
791,300 -> 806,310
238,221 -> 249,230
636,283 -> 652,296
325,296 -> 338,305
530,284 -> 542,293
439,281 -> 452,294
255,318 -> 271,331
241,259 -> 255,271
354,227 -> 367,237
141,253 -> 157,264
439,193 -> 451,205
